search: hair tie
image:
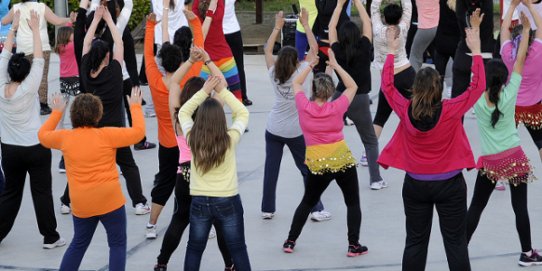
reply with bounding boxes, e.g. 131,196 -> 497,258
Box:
512,34 -> 522,60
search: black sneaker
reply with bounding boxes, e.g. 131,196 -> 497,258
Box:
154,264 -> 167,271
283,240 -> 295,253
134,141 -> 156,151
224,264 -> 235,271
347,243 -> 368,257
40,106 -> 52,115
242,99 -> 253,106
519,249 -> 542,267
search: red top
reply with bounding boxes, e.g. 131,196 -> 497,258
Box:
192,0 -> 232,60
377,54 -> 486,174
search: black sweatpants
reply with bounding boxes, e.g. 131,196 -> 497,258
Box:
466,171 -> 532,252
225,31 -> 249,100
157,169 -> 233,266
434,35 -> 458,78
61,146 -> 147,207
122,79 -> 146,145
0,143 -> 60,244
373,67 -> 415,127
402,173 -> 471,271
151,145 -> 180,206
287,166 -> 361,244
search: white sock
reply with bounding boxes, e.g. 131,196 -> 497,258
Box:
523,250 -> 533,257
147,223 -> 155,228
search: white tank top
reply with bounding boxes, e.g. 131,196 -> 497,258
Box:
14,2 -> 51,54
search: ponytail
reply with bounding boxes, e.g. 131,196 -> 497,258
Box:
484,59 -> 508,128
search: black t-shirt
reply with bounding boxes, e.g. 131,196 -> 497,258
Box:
456,0 -> 494,53
314,0 -> 350,41
80,55 -> 124,127
331,36 -> 372,94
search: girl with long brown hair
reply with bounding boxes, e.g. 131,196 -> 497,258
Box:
377,10 -> 485,271
260,9 -> 331,221
178,73 -> 250,269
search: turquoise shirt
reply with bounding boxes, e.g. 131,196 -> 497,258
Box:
475,72 -> 522,156
0,0 -> 11,38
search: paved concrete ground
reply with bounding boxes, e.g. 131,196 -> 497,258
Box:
1,54 -> 542,271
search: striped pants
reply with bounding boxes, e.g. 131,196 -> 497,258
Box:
200,56 -> 242,100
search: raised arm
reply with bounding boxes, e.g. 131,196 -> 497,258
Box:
371,0 -> 384,30
82,6 -> 104,56
201,0 -> 218,39
178,76 -> 220,135
399,0 -> 413,29
355,0 -> 372,41
162,0 -> 170,43
104,7 -> 124,64
328,49 -> 357,103
215,83 -> 249,137
514,12 -> 531,74
524,0 -> 542,39
145,13 -> 162,86
293,55 -> 318,95
329,0 -> 348,45
502,0 -> 520,43
38,94 -> 68,150
115,0 -> 133,33
302,8 -> 318,57
2,10 -> 18,55
186,10 -> 204,47
75,0 -> 89,66
380,26 -> 409,116
44,5 -> 71,26
29,11 -> 43,59
264,11 -> 284,69
1,8 -> 13,25
105,87 -> 146,147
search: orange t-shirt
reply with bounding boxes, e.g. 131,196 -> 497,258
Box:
145,18 -> 204,148
38,105 -> 146,218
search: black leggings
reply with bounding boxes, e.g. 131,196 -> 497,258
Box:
466,171 -> 532,252
156,169 -> 232,266
373,67 -> 415,127
287,166 -> 361,244
150,145 -> 180,206
526,124 -> 542,150
225,31 -> 249,100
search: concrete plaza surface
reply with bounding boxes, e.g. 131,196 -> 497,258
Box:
0,54 -> 542,271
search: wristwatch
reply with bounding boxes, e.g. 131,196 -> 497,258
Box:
204,59 -> 212,65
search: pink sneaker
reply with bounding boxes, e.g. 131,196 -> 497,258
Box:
495,181 -> 506,191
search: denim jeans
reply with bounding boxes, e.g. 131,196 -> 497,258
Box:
60,206 -> 127,271
184,195 -> 251,271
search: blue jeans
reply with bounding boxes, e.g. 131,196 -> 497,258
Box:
184,195 -> 251,271
60,206 -> 127,271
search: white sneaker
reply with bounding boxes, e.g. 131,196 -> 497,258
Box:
134,203 -> 151,215
60,203 -> 71,215
370,180 -> 389,190
310,210 -> 332,222
360,152 -> 368,167
344,117 -> 354,126
262,212 -> 275,220
146,224 -> 157,239
43,237 -> 66,249
208,227 -> 216,239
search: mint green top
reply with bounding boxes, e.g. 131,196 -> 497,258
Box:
474,72 -> 522,156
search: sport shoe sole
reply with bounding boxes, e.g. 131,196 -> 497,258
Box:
43,238 -> 66,249
283,247 -> 294,253
347,250 -> 369,257
518,261 -> 542,267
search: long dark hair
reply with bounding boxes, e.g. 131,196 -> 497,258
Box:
8,53 -> 31,83
411,68 -> 442,121
274,46 -> 298,85
87,39 -> 110,73
338,21 -> 363,67
485,59 -> 508,128
173,26 -> 192,61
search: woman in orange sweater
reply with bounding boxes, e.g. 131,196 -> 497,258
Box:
38,88 -> 145,271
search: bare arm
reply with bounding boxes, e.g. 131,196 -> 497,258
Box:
293,58 -> 317,95
328,49 -> 357,102
2,11 -> 18,54
264,11 -> 284,69
162,0 -> 170,43
1,9 -> 13,25
303,9 -> 318,56
329,0 -> 347,45
502,0 -> 520,43
524,0 -> 542,39
82,6 -> 103,56
104,8 -> 124,64
202,0 -> 218,39
28,11 -> 43,58
355,0 -> 372,42
44,6 -> 71,26
514,12 -> 531,74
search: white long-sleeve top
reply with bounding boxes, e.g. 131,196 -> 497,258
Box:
152,0 -> 188,44
371,0 -> 412,70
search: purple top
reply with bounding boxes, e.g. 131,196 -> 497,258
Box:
407,169 -> 462,181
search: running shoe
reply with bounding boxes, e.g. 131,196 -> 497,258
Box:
154,264 -> 167,271
347,243 -> 369,257
134,203 -> 151,215
209,227 -> 216,239
262,212 -> 275,220
283,240 -> 296,253
146,224 -> 157,239
370,180 -> 388,190
224,264 -> 235,271
60,203 -> 71,215
43,237 -> 66,249
134,141 -> 157,151
58,158 -> 66,173
519,249 -> 542,267
310,210 -> 332,222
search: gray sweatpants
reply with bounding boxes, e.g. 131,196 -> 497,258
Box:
409,27 -> 437,72
333,92 -> 383,184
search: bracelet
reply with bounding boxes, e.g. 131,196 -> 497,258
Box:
204,59 -> 212,65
